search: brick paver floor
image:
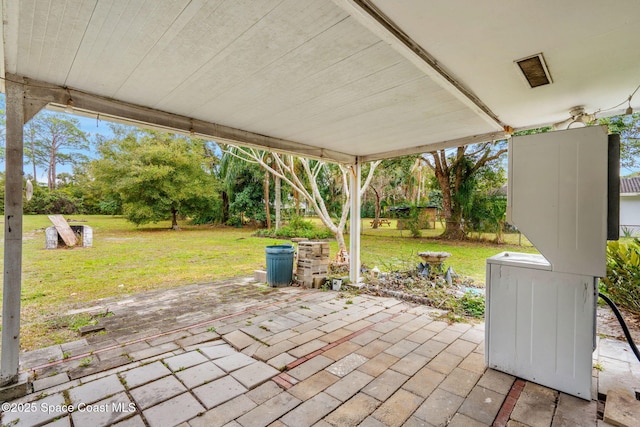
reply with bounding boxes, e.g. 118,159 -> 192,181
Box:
1,278 -> 637,426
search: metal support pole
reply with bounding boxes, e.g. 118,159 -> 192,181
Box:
349,162 -> 361,284
1,77 -> 25,386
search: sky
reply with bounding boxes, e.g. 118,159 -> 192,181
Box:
18,111 -> 117,183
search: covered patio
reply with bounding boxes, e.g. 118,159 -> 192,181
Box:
3,278 -> 638,426
2,0 -> 640,425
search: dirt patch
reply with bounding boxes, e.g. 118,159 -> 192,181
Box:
597,304 -> 640,345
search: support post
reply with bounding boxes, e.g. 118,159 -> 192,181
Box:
349,162 -> 361,284
1,77 -> 25,386
275,176 -> 281,231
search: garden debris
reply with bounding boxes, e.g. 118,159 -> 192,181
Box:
357,264 -> 485,318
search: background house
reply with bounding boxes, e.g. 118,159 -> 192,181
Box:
620,177 -> 640,236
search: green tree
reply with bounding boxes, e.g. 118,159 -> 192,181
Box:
599,112 -> 640,170
366,156 -> 420,228
220,148 -> 271,226
422,142 -> 507,240
224,146 -> 380,257
23,111 -> 89,190
91,128 -> 219,229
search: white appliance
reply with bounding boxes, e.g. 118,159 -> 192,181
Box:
485,126 -> 612,399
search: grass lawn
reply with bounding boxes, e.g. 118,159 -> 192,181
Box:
0,215 -> 537,350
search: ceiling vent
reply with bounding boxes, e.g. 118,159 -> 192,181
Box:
515,53 -> 552,88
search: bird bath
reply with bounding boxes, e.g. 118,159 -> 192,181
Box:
417,251 -> 451,274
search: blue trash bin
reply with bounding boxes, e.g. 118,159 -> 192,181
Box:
265,245 -> 295,287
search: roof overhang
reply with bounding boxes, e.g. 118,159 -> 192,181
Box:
2,0 -> 639,163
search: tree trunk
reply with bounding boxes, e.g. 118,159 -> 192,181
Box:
433,150 -> 466,240
294,190 -> 300,216
48,143 -> 57,190
28,130 -> 37,181
171,208 -> 180,230
48,160 -> 55,190
371,187 -> 381,229
334,228 -> 349,265
221,191 -> 229,223
264,169 -> 271,229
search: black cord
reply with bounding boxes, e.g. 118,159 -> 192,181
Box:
598,292 -> 640,362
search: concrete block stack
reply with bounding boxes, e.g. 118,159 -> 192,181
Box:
296,242 -> 330,288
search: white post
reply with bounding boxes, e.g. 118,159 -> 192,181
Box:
1,78 -> 25,386
349,162 -> 361,283
275,176 -> 281,231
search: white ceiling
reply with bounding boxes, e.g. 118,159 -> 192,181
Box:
2,0 -> 639,163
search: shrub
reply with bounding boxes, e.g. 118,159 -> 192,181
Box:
257,216 -> 333,239
600,239 -> 640,315
24,189 -> 83,214
460,291 -> 485,318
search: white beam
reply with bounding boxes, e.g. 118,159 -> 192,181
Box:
1,75 -> 26,386
349,162 -> 362,283
358,130 -> 507,162
16,76 -> 356,165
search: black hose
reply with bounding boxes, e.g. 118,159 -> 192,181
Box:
598,292 -> 640,362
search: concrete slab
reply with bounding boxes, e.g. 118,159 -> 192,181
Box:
32,373 -> 70,393
552,393 -> 598,427
359,353 -> 399,377
245,381 -> 284,405
326,353 -> 368,377
477,369 -> 515,395
213,352 -> 256,373
112,415 -> 146,427
288,371 -> 340,401
324,369 -> 374,402
120,361 -> 172,389
389,352 -> 429,376
175,361 -> 226,388
439,367 -> 483,398
42,416 -> 72,427
603,388 -> 640,427
188,395 -> 257,427
142,392 -> 205,427
70,392 -> 135,426
362,369 -> 409,401
288,339 -> 327,358
1,392 -> 67,426
371,388 -> 423,427
68,374 -> 125,405
129,375 -> 186,409
192,375 -> 247,409
325,392 -> 380,426
230,361 -> 280,389
19,345 -> 64,367
598,356 -> 639,397
457,385 -> 505,425
163,351 -> 208,372
280,392 -> 340,426
510,382 -> 558,427
287,355 -> 334,381
0,372 -> 30,401
223,330 -> 257,350
267,352 -> 297,370
413,388 -> 464,426
199,343 -> 237,360
235,392 -> 301,427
